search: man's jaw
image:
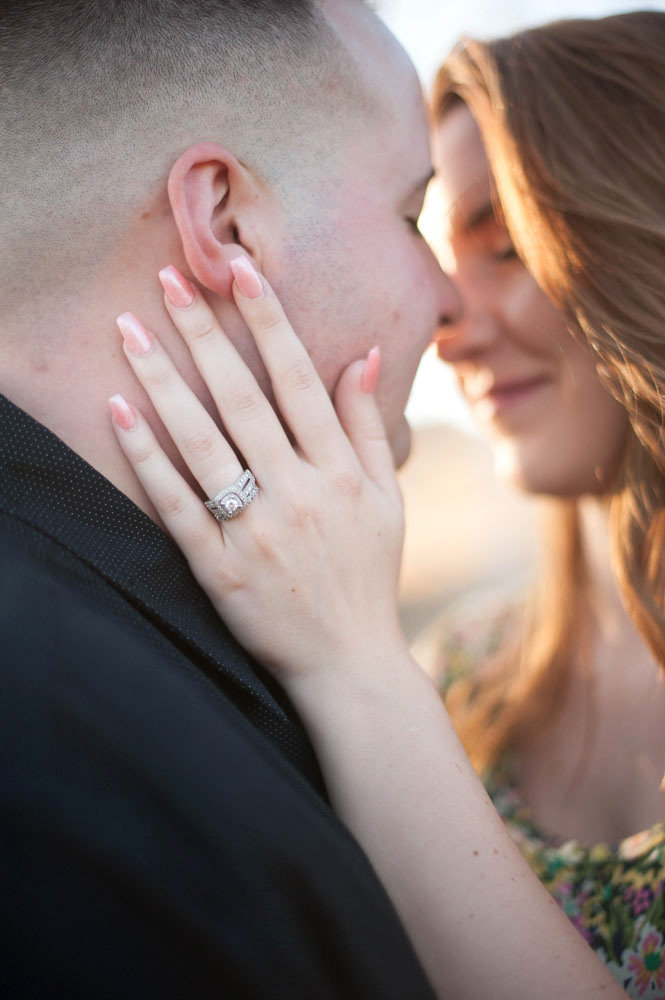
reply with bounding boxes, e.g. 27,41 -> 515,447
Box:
391,414 -> 412,469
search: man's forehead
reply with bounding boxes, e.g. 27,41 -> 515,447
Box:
315,1 -> 431,194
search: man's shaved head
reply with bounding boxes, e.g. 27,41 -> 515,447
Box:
1,0 -> 373,288
0,0 -> 455,488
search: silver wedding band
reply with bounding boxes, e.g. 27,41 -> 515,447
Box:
204,469 -> 259,522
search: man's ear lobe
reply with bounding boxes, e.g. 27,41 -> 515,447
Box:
168,142 -> 250,300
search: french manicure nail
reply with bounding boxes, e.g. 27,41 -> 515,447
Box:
158,265 -> 195,308
116,312 -> 153,356
361,346 -> 381,394
229,256 -> 264,299
108,394 -> 137,430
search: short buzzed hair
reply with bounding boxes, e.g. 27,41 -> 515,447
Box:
2,0 -> 321,129
0,0 -> 370,284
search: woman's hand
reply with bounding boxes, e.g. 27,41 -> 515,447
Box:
109,261 -> 628,1000
109,259 -> 409,690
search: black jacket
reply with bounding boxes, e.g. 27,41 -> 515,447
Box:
0,394 -> 436,999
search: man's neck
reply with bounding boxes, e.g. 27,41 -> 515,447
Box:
0,259 -> 209,524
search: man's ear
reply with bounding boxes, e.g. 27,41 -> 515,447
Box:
168,142 -> 265,300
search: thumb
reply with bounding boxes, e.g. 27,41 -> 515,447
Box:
333,349 -> 398,493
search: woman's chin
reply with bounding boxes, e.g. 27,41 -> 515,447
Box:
492,443 -> 603,499
492,439 -> 565,497
493,452 -> 539,495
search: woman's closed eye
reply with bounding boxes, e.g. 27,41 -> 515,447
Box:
494,241 -> 518,262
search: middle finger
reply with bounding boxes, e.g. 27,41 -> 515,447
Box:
157,266 -> 295,471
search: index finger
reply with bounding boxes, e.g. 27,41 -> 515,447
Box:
229,256 -> 357,468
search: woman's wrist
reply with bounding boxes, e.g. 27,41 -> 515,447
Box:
282,636 -> 432,740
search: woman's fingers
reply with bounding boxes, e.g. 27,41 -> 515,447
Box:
157,267 -> 292,475
227,256 -> 357,469
107,395 -> 221,553
109,270 -> 408,689
117,263 -> 396,565
333,350 -> 400,497
116,313 -> 245,500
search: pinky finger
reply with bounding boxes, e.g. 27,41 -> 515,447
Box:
108,394 -> 218,553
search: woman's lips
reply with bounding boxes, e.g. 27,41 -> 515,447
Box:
471,375 -> 550,420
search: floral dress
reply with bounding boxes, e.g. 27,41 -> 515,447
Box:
420,596 -> 665,998
487,757 -> 665,998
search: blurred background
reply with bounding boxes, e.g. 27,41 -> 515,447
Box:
379,0 -> 663,639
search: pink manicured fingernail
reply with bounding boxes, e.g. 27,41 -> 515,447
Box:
361,346 -> 381,394
108,394 -> 137,431
229,256 -> 264,299
116,312 -> 153,356
158,265 -> 195,308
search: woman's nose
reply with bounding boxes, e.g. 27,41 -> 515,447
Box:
434,283 -> 501,363
435,268 -> 463,332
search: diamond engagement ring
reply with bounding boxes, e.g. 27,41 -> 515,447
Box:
204,470 -> 260,522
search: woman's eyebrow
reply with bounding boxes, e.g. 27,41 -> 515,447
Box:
447,194 -> 496,234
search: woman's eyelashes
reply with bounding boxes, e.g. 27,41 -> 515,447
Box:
464,210 -> 518,261
494,241 -> 518,261
485,222 -> 518,261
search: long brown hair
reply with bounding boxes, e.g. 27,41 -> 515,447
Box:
431,12 -> 665,774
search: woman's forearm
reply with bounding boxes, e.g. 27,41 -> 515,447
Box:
288,653 -> 626,1000
107,271 -> 626,997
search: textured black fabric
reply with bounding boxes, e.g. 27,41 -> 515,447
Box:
0,394 -> 436,1000
0,393 -> 324,788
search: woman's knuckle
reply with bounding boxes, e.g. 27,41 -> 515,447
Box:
332,468 -> 363,501
188,317 -> 217,342
182,428 -> 216,459
287,499 -> 321,532
143,365 -> 172,389
130,442 -> 155,466
283,360 -> 317,394
253,530 -> 277,560
256,305 -> 283,334
158,489 -> 188,519
209,561 -> 243,593
227,385 -> 260,417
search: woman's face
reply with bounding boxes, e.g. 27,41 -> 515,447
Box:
431,104 -> 629,496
